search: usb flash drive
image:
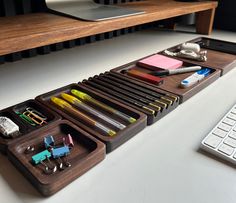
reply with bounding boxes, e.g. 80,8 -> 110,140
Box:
180,68 -> 211,88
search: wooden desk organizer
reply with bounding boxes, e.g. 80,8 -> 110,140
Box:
36,83 -> 147,153
82,71 -> 179,125
161,37 -> 236,76
7,120 -> 106,196
111,59 -> 221,103
0,99 -> 61,153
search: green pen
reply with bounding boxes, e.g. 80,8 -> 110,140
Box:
71,89 -> 137,124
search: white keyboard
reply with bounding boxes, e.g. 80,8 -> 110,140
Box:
201,103 -> 236,164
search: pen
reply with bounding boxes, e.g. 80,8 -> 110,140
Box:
97,76 -> 169,108
83,80 -> 156,115
51,97 -> 116,136
71,89 -> 137,124
107,72 -> 178,102
91,77 -> 162,111
61,93 -> 126,130
151,66 -> 202,76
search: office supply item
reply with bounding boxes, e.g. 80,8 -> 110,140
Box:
0,117 -> 20,138
164,49 -> 207,62
83,80 -> 157,115
123,69 -> 164,85
201,103 -> 236,165
16,111 -> 36,126
61,93 -> 126,130
8,120 -> 106,196
52,146 -> 70,159
137,54 -> 183,70
152,66 -> 202,76
36,84 -> 147,152
180,68 -> 211,88
51,97 -> 116,136
32,150 -> 51,165
161,37 -> 236,76
63,134 -> 74,148
71,89 -> 136,124
180,43 -> 200,53
96,75 -> 169,108
44,135 -> 55,149
197,38 -> 236,55
46,0 -> 145,21
102,72 -> 178,102
25,146 -> 35,154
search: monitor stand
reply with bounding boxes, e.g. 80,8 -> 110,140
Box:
45,0 -> 145,21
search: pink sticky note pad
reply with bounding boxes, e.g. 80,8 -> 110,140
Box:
138,54 -> 183,70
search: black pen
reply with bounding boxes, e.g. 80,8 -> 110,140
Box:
107,72 -> 178,102
83,79 -> 156,115
97,76 -> 169,108
91,77 -> 162,111
151,66 -> 202,76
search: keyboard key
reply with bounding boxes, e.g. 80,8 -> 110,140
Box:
218,123 -> 232,132
229,131 -> 236,139
218,144 -> 234,156
224,137 -> 236,148
204,135 -> 222,148
227,113 -> 236,121
212,128 -> 227,138
231,108 -> 236,115
222,118 -> 236,126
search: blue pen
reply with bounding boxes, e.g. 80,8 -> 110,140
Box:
180,68 -> 211,88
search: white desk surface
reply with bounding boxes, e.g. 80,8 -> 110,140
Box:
0,27 -> 236,203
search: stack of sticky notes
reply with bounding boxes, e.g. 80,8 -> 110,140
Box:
137,54 -> 183,70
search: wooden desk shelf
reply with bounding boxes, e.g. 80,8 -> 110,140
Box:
0,0 -> 217,56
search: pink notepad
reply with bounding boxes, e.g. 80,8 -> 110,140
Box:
138,54 -> 183,70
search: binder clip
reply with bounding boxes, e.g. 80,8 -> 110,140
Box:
32,150 -> 57,174
63,134 -> 74,149
44,135 -> 55,149
51,146 -> 71,169
0,117 -> 20,138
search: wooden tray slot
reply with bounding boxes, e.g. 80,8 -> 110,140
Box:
36,83 -> 147,152
111,59 -> 221,103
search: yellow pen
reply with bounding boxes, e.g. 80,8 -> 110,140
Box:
61,93 -> 126,130
71,89 -> 137,124
51,97 -> 116,136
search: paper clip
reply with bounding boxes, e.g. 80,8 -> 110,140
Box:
63,134 -> 74,148
23,110 -> 47,126
15,111 -> 36,126
26,107 -> 47,120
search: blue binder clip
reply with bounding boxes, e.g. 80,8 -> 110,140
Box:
44,135 -> 55,149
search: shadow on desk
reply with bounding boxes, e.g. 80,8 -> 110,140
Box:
0,153 -> 42,198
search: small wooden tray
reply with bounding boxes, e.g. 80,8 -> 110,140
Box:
7,120 -> 106,196
36,83 -> 147,153
161,37 -> 236,76
111,60 -> 221,103
82,71 -> 179,125
0,100 -> 61,153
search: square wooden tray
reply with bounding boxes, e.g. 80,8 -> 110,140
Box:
7,120 -> 106,196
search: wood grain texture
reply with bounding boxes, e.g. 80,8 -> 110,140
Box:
36,83 -> 147,152
0,99 -> 61,153
111,57 -> 221,103
0,0 -> 218,56
7,120 -> 106,196
196,8 -> 216,35
163,37 -> 236,76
